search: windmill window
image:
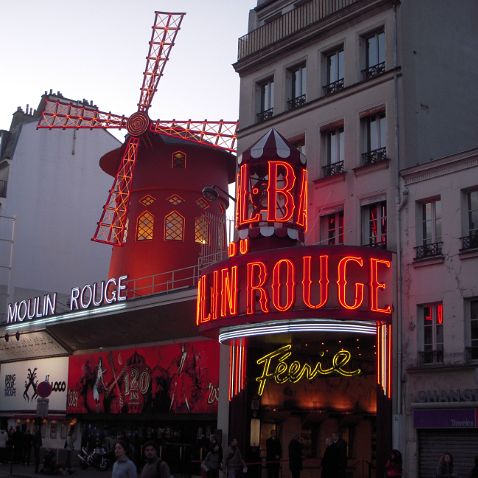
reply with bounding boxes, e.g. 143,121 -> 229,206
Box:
136,211 -> 154,241
168,194 -> 185,206
140,194 -> 156,206
165,211 -> 185,241
172,151 -> 186,168
195,215 -> 209,244
196,197 -> 210,210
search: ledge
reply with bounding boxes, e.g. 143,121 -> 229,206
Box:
459,248 -> 478,261
312,171 -> 346,187
406,363 -> 477,374
412,256 -> 444,268
353,158 -> 390,177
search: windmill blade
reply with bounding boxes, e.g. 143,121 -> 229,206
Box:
92,137 -> 140,245
137,11 -> 186,112
149,119 -> 238,153
37,97 -> 128,130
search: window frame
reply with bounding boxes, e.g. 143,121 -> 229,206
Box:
136,211 -> 154,241
257,77 -> 275,121
324,46 -> 344,95
361,111 -> 387,164
164,210 -> 185,242
467,298 -> 478,361
419,302 -> 444,364
321,123 -> 344,176
361,200 -> 387,248
363,29 -> 385,78
287,63 -> 307,109
321,210 -> 344,245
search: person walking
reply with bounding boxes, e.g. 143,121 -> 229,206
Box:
140,441 -> 170,478
201,440 -> 221,478
112,440 -> 137,478
436,452 -> 456,478
266,429 -> 282,478
288,435 -> 303,478
385,449 -> 402,477
224,438 -> 246,478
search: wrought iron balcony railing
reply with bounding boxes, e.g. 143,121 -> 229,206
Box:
323,78 -> 344,96
362,61 -> 385,80
323,160 -> 344,177
465,346 -> 478,362
287,94 -> 307,110
418,350 -> 444,366
461,232 -> 478,251
415,241 -> 443,260
256,108 -> 274,123
367,237 -> 387,249
238,0 -> 360,60
361,147 -> 387,166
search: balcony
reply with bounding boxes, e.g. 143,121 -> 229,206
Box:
414,241 -> 443,260
367,237 -> 387,249
256,108 -> 274,123
323,78 -> 344,96
418,350 -> 444,366
238,0 -> 361,60
0,180 -> 6,198
361,147 -> 387,166
287,94 -> 307,111
461,232 -> 478,251
362,61 -> 385,80
323,160 -> 344,177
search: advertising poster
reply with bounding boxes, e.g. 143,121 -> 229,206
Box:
67,340 -> 219,415
0,357 -> 69,412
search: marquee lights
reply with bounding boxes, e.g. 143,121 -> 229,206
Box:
255,344 -> 361,396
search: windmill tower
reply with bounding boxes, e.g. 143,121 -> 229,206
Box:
38,11 -> 237,293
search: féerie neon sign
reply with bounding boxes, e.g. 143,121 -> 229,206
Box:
255,344 -> 361,396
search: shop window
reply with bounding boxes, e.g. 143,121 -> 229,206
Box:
361,201 -> 387,248
168,194 -> 185,206
324,46 -> 344,95
323,125 -> 344,176
287,63 -> 306,110
363,29 -> 385,79
321,211 -> 344,245
361,111 -> 387,165
419,303 -> 444,364
172,151 -> 186,169
195,215 -> 209,245
164,211 -> 184,241
257,77 -> 274,122
139,194 -> 156,206
461,189 -> 478,250
136,211 -> 154,241
416,198 -> 442,259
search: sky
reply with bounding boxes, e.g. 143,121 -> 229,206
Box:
0,0 -> 257,140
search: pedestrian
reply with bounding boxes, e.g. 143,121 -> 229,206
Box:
33,426 -> 42,474
112,439 -> 137,478
201,440 -> 221,478
469,455 -> 478,478
266,429 -> 281,478
321,437 -> 333,478
224,438 -> 246,478
330,432 -> 347,478
385,449 -> 402,477
140,440 -> 170,478
65,427 -> 76,473
436,452 -> 456,478
288,435 -> 303,478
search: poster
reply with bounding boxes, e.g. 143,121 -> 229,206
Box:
67,340 -> 219,415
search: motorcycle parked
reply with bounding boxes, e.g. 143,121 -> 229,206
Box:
77,446 -> 111,471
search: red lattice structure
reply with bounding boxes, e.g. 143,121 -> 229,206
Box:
38,11 -> 237,246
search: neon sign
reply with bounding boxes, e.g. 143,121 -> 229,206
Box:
255,344 -> 361,396
196,246 -> 393,332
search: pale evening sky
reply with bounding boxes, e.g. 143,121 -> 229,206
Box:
0,1 -> 257,139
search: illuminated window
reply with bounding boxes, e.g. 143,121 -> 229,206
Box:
361,111 -> 387,165
287,63 -> 306,110
416,198 -> 442,259
320,211 -> 344,245
164,211 -> 184,241
168,194 -> 185,206
324,46 -> 344,95
257,77 -> 274,122
322,125 -> 344,176
362,201 -> 387,248
195,215 -> 209,244
468,299 -> 478,361
420,303 -> 443,364
196,197 -> 210,210
136,211 -> 154,241
172,151 -> 186,169
363,30 -> 385,79
139,194 -> 155,206
123,219 -> 129,243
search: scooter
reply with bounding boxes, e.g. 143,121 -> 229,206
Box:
77,446 -> 111,471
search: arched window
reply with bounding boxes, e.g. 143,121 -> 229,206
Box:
172,151 -> 186,168
123,219 -> 129,243
164,211 -> 185,241
136,211 -> 154,241
195,215 -> 209,244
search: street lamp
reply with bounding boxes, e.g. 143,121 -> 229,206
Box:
201,185 -> 235,203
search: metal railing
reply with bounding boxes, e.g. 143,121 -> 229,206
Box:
362,61 -> 385,80
238,0 -> 361,60
461,232 -> 478,251
361,147 -> 387,165
323,160 -> 344,177
415,241 -> 443,260
366,237 -> 387,249
287,94 -> 307,110
257,108 -> 274,122
323,78 -> 344,96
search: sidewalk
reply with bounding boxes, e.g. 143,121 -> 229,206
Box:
0,463 -> 107,478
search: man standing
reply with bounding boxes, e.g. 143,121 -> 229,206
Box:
266,429 -> 281,478
288,435 -> 303,478
140,441 -> 170,478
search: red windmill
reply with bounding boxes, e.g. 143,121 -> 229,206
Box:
37,11 -> 237,289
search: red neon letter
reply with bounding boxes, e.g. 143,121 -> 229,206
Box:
220,266 -> 238,318
246,261 -> 269,315
272,259 -> 295,312
267,161 -> 296,222
237,164 -> 260,225
210,270 -> 220,320
196,275 -> 211,325
337,256 -> 364,310
302,255 -> 329,309
296,168 -> 308,230
370,258 -> 392,314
